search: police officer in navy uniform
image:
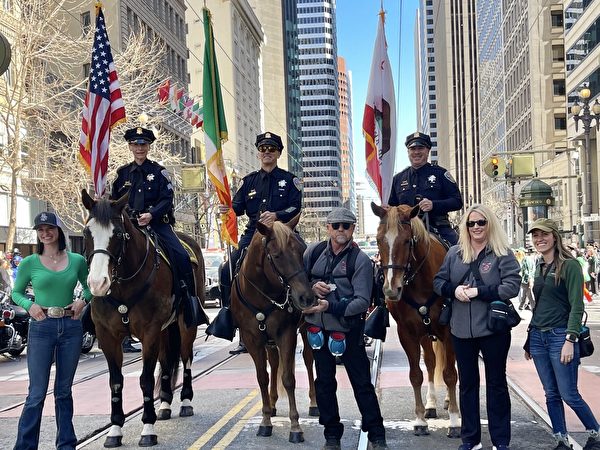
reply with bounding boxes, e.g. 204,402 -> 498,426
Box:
207,131 -> 302,354
388,131 -> 463,245
111,127 -> 208,351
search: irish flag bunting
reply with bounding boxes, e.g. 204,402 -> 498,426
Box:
202,7 -> 237,246
362,10 -> 397,204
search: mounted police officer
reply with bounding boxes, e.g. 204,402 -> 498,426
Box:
207,131 -> 302,354
388,131 -> 463,245
111,127 -> 208,346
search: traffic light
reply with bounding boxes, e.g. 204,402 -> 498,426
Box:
483,155 -> 506,179
491,157 -> 500,177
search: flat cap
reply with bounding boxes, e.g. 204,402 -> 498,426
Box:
255,131 -> 284,151
327,207 -> 356,224
124,127 -> 156,144
527,218 -> 559,234
405,131 -> 432,149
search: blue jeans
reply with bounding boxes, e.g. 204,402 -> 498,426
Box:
529,327 -> 599,435
14,317 -> 83,450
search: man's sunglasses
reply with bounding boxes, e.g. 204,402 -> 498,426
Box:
258,145 -> 279,153
330,222 -> 352,230
466,219 -> 488,228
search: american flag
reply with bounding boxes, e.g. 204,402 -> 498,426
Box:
79,6 -> 126,197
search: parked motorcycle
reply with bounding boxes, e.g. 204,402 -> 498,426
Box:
0,290 -> 29,357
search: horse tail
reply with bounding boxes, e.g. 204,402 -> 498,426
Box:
433,340 -> 446,386
155,322 -> 182,395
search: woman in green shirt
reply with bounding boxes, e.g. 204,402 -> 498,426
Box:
12,212 -> 92,450
526,218 -> 600,450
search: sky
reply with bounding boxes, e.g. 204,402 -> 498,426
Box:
336,0 -> 420,199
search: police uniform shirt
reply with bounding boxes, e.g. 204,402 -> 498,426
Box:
111,159 -> 174,223
388,162 -> 463,219
233,166 -> 302,232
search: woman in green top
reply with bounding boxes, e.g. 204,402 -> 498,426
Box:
12,212 -> 92,450
526,218 -> 600,450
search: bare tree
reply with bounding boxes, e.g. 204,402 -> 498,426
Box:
0,1 -> 187,244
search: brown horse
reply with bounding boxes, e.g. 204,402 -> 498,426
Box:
372,203 -> 460,438
82,190 -> 203,447
230,215 -> 317,443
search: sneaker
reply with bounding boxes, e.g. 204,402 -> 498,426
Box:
307,326 -> 324,350
328,331 -> 346,356
458,444 -> 482,450
229,344 -> 247,355
122,337 -> 141,353
322,438 -> 341,450
584,435 -> 600,450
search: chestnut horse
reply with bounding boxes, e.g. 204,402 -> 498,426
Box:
230,216 -> 317,443
82,190 -> 203,447
372,203 -> 460,438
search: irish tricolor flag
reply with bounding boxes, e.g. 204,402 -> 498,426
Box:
202,7 -> 237,247
362,10 -> 396,204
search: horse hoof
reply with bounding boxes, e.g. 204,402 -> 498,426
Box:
157,409 -> 171,420
444,399 -> 450,410
424,408 -> 437,419
413,425 -> 430,436
308,406 -> 320,417
179,405 -> 194,417
104,436 -> 122,448
447,426 -> 461,438
289,431 -> 304,443
138,434 -> 158,447
256,425 -> 273,437
271,408 -> 277,417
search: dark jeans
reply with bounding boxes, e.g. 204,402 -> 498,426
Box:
452,331 -> 511,447
438,226 -> 458,246
15,317 -> 83,450
529,327 -> 599,435
312,327 -> 385,443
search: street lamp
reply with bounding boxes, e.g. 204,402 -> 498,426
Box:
571,85 -> 600,242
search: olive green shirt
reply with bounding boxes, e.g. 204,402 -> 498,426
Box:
530,258 -> 584,336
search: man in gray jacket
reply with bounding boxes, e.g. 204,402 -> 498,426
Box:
303,207 -> 387,450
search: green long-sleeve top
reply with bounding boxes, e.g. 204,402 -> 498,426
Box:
11,253 -> 93,312
530,258 -> 584,336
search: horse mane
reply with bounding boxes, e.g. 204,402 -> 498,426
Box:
90,198 -> 115,227
385,205 -> 431,244
271,221 -> 291,249
410,215 -> 431,243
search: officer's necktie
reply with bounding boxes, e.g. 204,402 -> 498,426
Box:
132,166 -> 145,212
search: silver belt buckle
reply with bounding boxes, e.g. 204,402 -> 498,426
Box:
47,307 -> 65,318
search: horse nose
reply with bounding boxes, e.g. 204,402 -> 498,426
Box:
88,275 -> 110,297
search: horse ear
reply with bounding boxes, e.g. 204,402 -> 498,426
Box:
286,213 -> 301,230
256,220 -> 271,236
82,189 -> 95,211
371,202 -> 387,218
115,192 -> 130,211
410,205 -> 420,219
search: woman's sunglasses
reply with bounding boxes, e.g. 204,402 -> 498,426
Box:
330,222 -> 352,230
258,145 -> 279,153
466,219 -> 488,228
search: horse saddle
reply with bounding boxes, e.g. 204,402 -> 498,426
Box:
151,236 -> 199,268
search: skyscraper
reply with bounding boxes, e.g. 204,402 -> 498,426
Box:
338,56 -> 355,211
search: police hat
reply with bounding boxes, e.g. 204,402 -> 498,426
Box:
33,211 -> 62,230
326,207 -> 357,224
255,132 -> 284,151
405,132 -> 432,149
124,127 -> 156,144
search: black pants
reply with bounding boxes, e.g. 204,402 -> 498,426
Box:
452,331 -> 511,447
312,327 -> 385,442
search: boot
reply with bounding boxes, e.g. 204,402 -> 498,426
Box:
181,278 -> 210,328
206,282 -> 235,340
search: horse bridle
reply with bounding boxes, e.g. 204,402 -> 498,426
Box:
236,235 -> 305,333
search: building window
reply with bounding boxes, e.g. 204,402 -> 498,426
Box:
552,44 -> 565,62
81,11 -> 91,35
551,10 -> 564,28
554,114 -> 567,130
553,79 -> 565,96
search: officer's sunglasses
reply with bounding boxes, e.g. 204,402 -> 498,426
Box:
330,222 -> 352,230
258,145 -> 279,153
466,219 -> 488,228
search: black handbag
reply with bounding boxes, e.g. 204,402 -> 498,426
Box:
487,300 -> 522,333
580,311 -> 594,358
364,303 -> 389,341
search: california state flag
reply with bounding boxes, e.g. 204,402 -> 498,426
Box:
362,11 -> 396,204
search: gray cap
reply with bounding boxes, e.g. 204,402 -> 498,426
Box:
327,207 -> 356,224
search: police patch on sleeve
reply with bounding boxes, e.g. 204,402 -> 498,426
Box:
161,169 -> 173,191
444,171 -> 457,184
293,177 -> 302,191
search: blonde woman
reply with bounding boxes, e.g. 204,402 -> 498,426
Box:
434,204 -> 521,450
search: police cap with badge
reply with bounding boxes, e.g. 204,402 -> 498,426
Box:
255,131 -> 284,151
124,127 -> 156,144
405,131 -> 432,149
